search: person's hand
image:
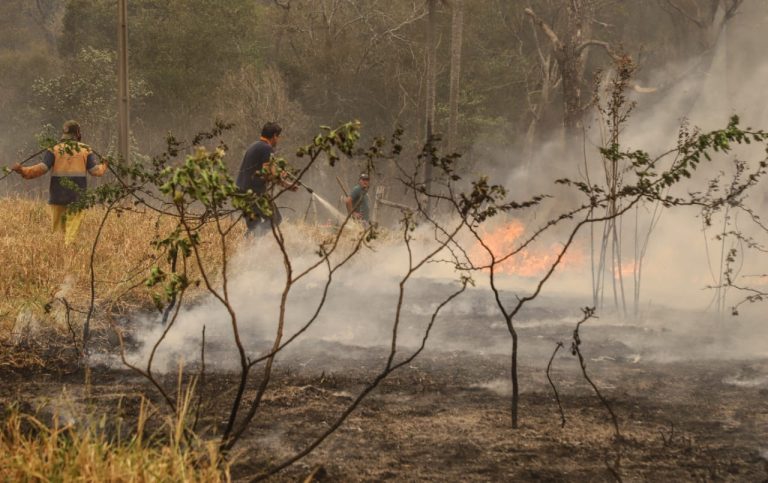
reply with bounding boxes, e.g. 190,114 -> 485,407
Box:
289,182 -> 299,192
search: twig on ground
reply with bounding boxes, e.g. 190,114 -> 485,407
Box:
571,307 -> 621,439
546,341 -> 566,428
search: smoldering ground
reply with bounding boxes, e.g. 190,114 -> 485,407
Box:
84,36 -> 768,398
115,205 -> 768,382
103,213 -> 768,481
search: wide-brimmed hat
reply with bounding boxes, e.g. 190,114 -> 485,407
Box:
359,173 -> 370,180
61,120 -> 81,140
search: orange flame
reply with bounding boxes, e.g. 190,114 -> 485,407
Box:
614,261 -> 635,278
471,220 -> 586,277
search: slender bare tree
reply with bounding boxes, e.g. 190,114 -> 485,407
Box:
447,0 -> 463,153
423,0 -> 439,216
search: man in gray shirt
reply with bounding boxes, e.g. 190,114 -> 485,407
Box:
345,173 -> 370,223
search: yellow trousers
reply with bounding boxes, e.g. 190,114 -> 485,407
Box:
50,204 -> 85,245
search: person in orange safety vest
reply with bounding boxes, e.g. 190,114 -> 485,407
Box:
11,120 -> 108,244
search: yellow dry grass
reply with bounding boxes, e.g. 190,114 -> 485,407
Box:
0,196 -> 244,345
0,196 -> 391,347
0,389 -> 230,482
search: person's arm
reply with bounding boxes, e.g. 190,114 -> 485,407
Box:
344,195 -> 354,213
86,152 -> 108,176
262,155 -> 298,191
12,151 -> 54,179
277,171 -> 298,191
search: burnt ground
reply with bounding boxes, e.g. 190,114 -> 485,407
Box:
2,305 -> 768,482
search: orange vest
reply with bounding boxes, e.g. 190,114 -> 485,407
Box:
50,142 -> 93,176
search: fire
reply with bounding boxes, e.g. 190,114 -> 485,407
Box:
471,220 -> 586,277
614,261 -> 635,278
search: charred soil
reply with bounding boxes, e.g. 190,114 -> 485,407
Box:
2,319 -> 768,482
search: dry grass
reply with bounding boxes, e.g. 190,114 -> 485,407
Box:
0,196 -> 394,365
0,197 -> 244,360
0,389 -> 230,482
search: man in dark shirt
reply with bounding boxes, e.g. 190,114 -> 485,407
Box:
12,120 -> 108,244
345,173 -> 370,224
236,122 -> 296,236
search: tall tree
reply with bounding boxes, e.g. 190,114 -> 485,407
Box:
447,0 -> 464,152
519,2 -> 558,163
0,0 -> 60,159
272,0 -> 291,60
58,0 -> 264,143
267,0 -> 428,134
659,0 -> 743,49
654,0 -> 744,116
525,0 -> 617,146
423,0 -> 438,215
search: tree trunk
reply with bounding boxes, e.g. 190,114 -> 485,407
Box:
273,1 -> 291,60
561,0 -> 593,146
561,51 -> 583,146
525,1 -> 597,149
523,53 -> 554,165
117,0 -> 130,163
423,0 -> 438,216
447,0 -> 463,153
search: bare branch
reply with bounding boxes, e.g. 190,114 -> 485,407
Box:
546,342 -> 566,428
252,274 -> 469,481
571,307 -> 621,440
724,0 -> 744,20
661,0 -> 704,28
524,7 -> 564,53
576,39 -> 619,59
273,0 -> 291,10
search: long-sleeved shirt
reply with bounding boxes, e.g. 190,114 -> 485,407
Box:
19,142 -> 107,205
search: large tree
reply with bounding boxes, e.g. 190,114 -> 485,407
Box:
524,0 -> 620,146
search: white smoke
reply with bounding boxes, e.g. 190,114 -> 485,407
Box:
469,2 -> 768,316
122,222 -> 472,373
118,4 -> 768,375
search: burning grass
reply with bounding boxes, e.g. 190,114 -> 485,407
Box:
470,219 -> 587,277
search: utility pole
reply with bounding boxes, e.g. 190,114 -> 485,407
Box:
117,0 -> 130,162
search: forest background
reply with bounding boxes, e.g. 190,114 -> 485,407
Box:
2,0 -> 765,191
